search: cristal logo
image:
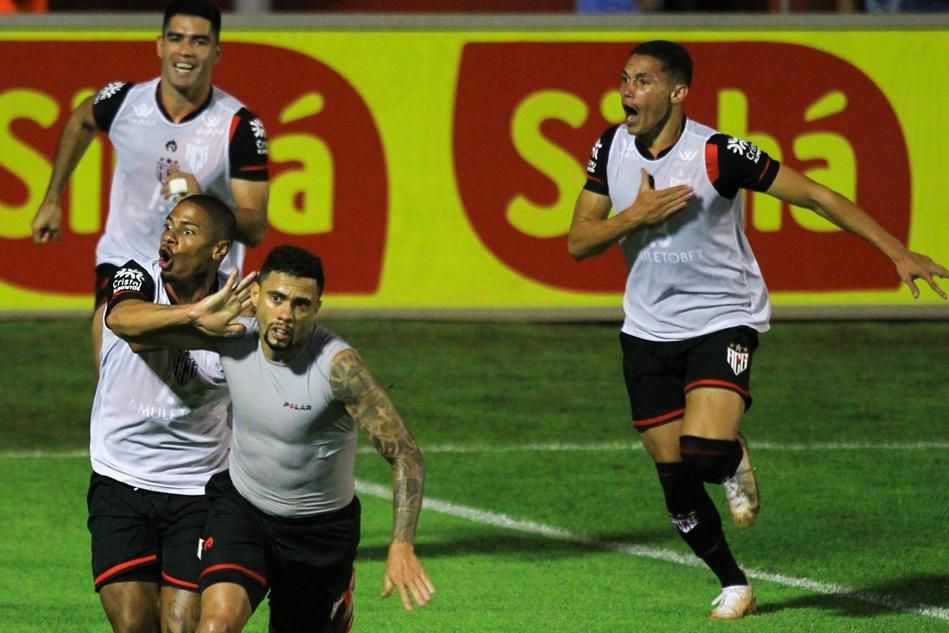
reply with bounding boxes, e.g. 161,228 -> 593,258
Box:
0,41 -> 387,296
454,42 -> 910,292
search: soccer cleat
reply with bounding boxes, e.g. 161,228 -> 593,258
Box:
709,584 -> 757,620
722,432 -> 760,528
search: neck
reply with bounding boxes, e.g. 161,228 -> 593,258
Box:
641,110 -> 685,159
159,81 -> 211,122
163,269 -> 216,305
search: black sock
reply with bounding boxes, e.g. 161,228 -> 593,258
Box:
656,462 -> 748,587
680,435 -> 743,484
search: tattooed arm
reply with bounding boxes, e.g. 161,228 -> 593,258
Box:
329,348 -> 435,610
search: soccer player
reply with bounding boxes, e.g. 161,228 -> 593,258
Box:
110,245 -> 435,633
30,0 -> 269,371
568,40 -> 948,619
90,194 -> 245,632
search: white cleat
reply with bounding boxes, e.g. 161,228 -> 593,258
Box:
722,432 -> 760,528
709,584 -> 757,620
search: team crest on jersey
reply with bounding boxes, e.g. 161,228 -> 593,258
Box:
156,157 -> 181,184
726,343 -> 750,376
112,267 -> 145,293
172,351 -> 199,385
94,81 -> 126,104
186,144 -> 210,173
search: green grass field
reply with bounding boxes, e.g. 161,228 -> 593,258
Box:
2,319 -> 948,632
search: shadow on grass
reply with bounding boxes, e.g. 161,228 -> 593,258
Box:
357,528 -> 674,562
757,573 -> 949,618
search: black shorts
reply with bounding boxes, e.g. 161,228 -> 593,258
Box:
87,472 -> 208,592
95,263 -> 120,309
199,471 -> 361,633
620,326 -> 760,431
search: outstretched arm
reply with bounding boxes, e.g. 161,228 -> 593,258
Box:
329,349 -> 435,611
31,96 -> 98,244
767,165 -> 948,299
107,270 -> 256,350
567,169 -> 693,260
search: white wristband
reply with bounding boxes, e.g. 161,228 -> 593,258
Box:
168,177 -> 188,196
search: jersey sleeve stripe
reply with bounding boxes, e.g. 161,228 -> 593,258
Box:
229,114 -> 241,143
705,141 -> 719,184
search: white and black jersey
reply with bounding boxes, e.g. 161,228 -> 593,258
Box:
89,259 -> 232,494
584,118 -> 781,342
91,78 -> 268,275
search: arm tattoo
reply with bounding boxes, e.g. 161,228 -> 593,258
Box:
330,349 -> 425,543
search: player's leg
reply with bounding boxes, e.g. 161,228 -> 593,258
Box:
88,472 -> 163,632
160,587 -> 200,633
158,494 -> 210,633
676,327 -> 760,619
266,498 -> 361,633
622,331 -> 755,619
99,582 -> 161,633
196,583 -> 254,633
680,326 -> 760,528
195,472 -> 269,633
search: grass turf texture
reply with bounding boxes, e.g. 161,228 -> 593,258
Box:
1,319 -> 947,632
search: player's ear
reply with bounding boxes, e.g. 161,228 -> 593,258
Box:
212,240 -> 230,262
250,280 -> 261,307
670,84 -> 689,105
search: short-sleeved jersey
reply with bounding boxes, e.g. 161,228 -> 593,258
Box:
216,321 -> 357,518
91,78 -> 269,274
583,118 -> 780,341
89,259 -> 232,494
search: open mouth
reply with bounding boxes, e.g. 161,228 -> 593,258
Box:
158,247 -> 173,270
623,104 -> 638,125
173,61 -> 195,75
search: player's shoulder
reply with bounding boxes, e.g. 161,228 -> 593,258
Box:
92,80 -> 137,106
111,259 -> 157,295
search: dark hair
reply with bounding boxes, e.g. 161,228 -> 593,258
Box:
163,0 -> 222,39
175,194 -> 235,242
630,40 -> 692,86
260,245 -> 325,294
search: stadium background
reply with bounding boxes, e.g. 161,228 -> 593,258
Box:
0,10 -> 946,319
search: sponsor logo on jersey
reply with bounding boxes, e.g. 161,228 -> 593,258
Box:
727,343 -> 750,375
586,139 -> 602,174
94,81 -> 126,104
726,137 -> 762,163
112,267 -> 145,293
283,401 -> 313,411
165,139 -> 177,152
133,103 -> 155,119
250,118 -> 269,156
678,149 -> 697,162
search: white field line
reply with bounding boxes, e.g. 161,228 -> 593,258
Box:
2,446 -> 946,619
2,440 -> 948,460
356,479 -> 949,622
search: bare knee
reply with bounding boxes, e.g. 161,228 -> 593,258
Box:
161,587 -> 200,633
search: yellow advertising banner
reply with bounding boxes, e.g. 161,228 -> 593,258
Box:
0,27 -> 946,315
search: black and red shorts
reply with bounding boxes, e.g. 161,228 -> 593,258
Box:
86,472 -> 207,592
199,471 -> 360,633
620,326 -> 760,431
